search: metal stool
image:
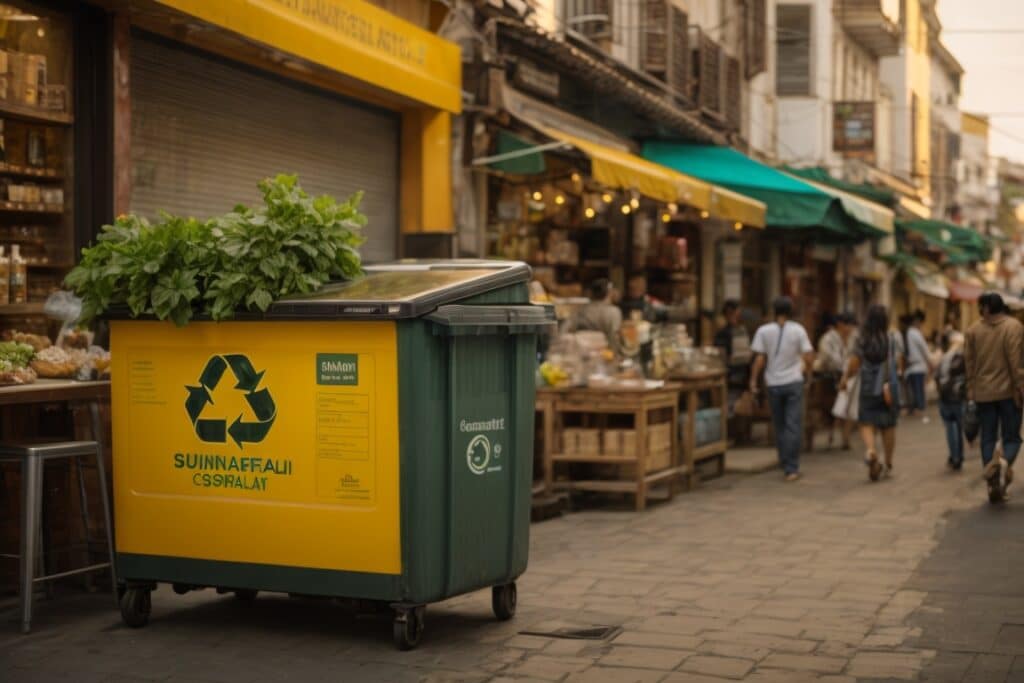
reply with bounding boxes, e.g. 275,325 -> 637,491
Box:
0,440 -> 117,633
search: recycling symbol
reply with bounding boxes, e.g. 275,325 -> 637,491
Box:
467,434 -> 490,475
185,354 -> 276,448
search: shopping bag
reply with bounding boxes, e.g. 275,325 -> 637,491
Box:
831,389 -> 849,420
964,401 -> 980,444
734,390 -> 756,417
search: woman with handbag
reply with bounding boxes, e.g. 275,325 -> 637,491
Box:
840,305 -> 904,481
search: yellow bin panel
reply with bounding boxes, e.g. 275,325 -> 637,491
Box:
111,320 -> 401,575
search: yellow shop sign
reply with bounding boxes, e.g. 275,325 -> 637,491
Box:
155,0 -> 462,113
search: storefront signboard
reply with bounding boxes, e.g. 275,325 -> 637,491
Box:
154,0 -> 462,113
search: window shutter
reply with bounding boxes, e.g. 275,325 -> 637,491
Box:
641,1 -> 689,100
726,56 -> 741,130
641,0 -> 668,73
776,4 -> 811,96
692,27 -> 724,116
745,0 -> 767,78
669,6 -> 689,99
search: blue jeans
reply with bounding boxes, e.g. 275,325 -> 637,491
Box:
907,372 -> 927,412
939,400 -> 964,466
978,398 -> 1023,466
767,381 -> 803,475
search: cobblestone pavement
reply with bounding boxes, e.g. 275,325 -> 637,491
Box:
0,408 -> 1012,682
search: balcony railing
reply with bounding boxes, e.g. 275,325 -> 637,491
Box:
834,0 -> 902,57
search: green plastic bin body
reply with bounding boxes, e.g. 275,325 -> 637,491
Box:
112,262 -> 548,609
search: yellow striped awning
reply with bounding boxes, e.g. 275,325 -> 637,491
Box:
539,126 -> 766,228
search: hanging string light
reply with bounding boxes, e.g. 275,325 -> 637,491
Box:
601,192 -> 613,203
621,204 -> 632,215
555,195 -> 566,205
585,207 -> 596,219
700,210 -> 710,219
734,222 -> 743,231
532,191 -> 543,201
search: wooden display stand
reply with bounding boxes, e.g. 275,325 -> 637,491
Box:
667,370 -> 729,479
540,383 -> 684,511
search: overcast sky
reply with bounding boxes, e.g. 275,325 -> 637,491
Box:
940,0 -> 1024,162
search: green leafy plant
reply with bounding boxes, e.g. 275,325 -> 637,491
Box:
65,175 -> 366,326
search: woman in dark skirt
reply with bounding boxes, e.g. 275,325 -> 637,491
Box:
840,305 -> 905,481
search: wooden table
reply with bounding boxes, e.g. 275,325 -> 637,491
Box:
540,383 -> 683,511
666,370 -> 729,479
0,379 -> 110,444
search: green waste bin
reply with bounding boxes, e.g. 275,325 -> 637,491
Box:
111,260 -> 552,649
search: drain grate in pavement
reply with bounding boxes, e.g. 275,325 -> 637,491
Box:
519,625 -> 621,641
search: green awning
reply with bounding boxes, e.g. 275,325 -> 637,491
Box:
898,219 -> 993,263
490,130 -> 547,175
642,143 -> 861,239
785,166 -> 897,208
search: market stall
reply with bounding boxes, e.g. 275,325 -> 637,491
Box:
536,318 -> 729,509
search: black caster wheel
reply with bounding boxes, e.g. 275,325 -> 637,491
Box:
234,589 -> 258,602
120,587 -> 152,628
492,582 -> 517,621
392,606 -> 425,651
172,583 -> 190,595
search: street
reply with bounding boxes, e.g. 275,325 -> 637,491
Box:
2,410 -> 1021,683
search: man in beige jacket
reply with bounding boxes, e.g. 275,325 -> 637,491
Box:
964,292 -> 1024,502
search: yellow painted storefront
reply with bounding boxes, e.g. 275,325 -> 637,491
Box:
132,0 -> 461,240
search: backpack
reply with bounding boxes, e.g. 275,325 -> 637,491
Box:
938,351 -> 967,403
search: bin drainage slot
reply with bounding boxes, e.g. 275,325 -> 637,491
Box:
519,625 -> 621,641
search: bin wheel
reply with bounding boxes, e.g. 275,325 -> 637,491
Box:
234,589 -> 258,602
492,582 -> 517,621
120,587 -> 152,628
392,606 -> 425,651
172,583 -> 190,595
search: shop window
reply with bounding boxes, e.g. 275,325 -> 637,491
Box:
0,2 -> 75,333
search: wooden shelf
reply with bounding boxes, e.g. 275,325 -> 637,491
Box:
553,467 -> 683,493
0,101 -> 73,126
693,440 -> 728,461
0,302 -> 44,315
552,453 -> 638,464
0,202 -> 64,215
27,262 -> 73,270
0,164 -> 63,180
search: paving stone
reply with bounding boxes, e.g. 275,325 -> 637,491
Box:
759,653 -> 847,674
697,640 -> 772,662
597,646 -> 690,671
611,630 -> 703,650
677,655 -> 755,680
563,667 -> 666,683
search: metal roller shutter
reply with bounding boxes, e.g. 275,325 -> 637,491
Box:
130,35 -> 400,262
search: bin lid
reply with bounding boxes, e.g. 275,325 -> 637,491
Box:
267,260 -> 533,319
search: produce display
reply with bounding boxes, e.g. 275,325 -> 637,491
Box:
30,345 -> 83,378
3,330 -> 51,351
65,175 -> 366,326
0,340 -> 37,385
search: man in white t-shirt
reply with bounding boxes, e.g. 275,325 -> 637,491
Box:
749,297 -> 815,481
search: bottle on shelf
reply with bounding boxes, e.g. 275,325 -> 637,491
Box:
0,245 -> 9,304
10,243 -> 26,303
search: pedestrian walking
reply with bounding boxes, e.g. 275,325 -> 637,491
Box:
936,331 -> 967,471
905,310 -> 932,422
814,312 -> 852,449
964,292 -> 1024,503
749,297 -> 814,481
840,305 -> 902,481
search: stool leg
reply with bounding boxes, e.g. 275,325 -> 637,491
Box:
20,455 -> 43,634
75,456 -> 94,591
92,444 -> 118,604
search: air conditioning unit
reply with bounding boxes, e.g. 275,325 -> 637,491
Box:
564,0 -> 613,41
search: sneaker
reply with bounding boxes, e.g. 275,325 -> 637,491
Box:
785,472 -> 801,482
